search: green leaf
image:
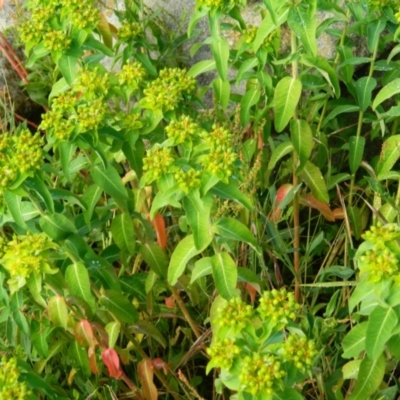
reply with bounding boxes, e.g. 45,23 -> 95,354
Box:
212,217 -> 256,247
31,321 -> 49,358
300,55 -> 340,97
105,321 -> 121,349
100,290 -> 138,324
288,7 -> 317,56
210,179 -> 253,211
130,320 -> 166,348
65,263 -> 96,313
187,60 -> 216,77
168,235 -> 202,285
274,77 -> 302,132
267,141 -> 294,171
91,164 -> 129,210
188,7 -> 208,38
48,295 -> 68,330
213,77 -> 230,110
376,135 -> 400,175
140,243 -> 168,278
82,184 -> 102,227
211,252 -> 238,300
59,142 -> 76,182
272,388 -> 304,400
3,191 -> 28,229
182,191 -> 213,251
348,206 -> 362,240
348,354 -> 385,400
349,281 -> 375,312
367,19 -> 386,53
49,77 -> 69,99
366,306 -> 398,360
39,213 -> 76,240
191,257 -> 213,284
300,161 -> 329,203
58,55 -> 79,86
349,136 -> 366,174
323,104 -> 360,127
253,7 -> 289,52
69,341 -> 90,377
111,213 -> 135,255
236,57 -> 259,82
342,322 -> 367,359
26,274 -> 46,308
290,119 -> 313,172
373,79 -> 400,110
83,34 -> 113,56
240,87 -> 261,127
355,76 -> 377,112
211,36 -> 229,81
24,175 -> 55,214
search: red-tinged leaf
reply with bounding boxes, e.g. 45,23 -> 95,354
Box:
165,295 -> 175,309
102,348 -> 122,379
74,320 -> 96,347
333,207 -> 345,220
151,213 -> 167,249
276,184 -> 294,203
138,360 -> 158,400
152,358 -> 167,371
299,193 -> 335,222
88,347 -> 99,374
91,322 -> 109,349
245,283 -> 257,304
269,206 -> 282,223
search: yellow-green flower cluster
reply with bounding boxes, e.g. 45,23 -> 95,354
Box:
175,169 -> 201,193
166,116 -> 200,144
0,357 -> 31,399
143,148 -> 175,182
358,223 -> 400,283
242,25 -> 257,44
118,61 -> 147,88
0,130 -> 43,192
206,338 -> 240,370
201,125 -> 237,181
40,67 -> 110,140
214,296 -> 254,332
142,68 -> 196,111
43,30 -> 71,52
75,66 -> 109,99
19,0 -> 100,52
239,353 -> 285,396
257,289 -> 300,328
118,21 -> 143,40
281,335 -> 317,372
195,0 -> 243,10
77,99 -> 107,132
2,234 -> 50,279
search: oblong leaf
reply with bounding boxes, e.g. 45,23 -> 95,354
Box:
111,212 -> 135,255
355,76 -> 377,112
300,161 -> 329,203
376,135 -> 400,175
366,306 -> 397,360
100,290 -> 139,324
212,217 -> 257,247
349,136 -> 366,174
140,243 -> 168,278
65,262 -> 96,313
348,353 -> 385,400
168,235 -> 202,285
211,252 -> 238,300
290,119 -> 313,172
342,322 -> 367,359
267,142 -> 294,171
274,77 -> 302,132
211,36 -> 229,81
373,78 -> 400,110
48,295 -> 68,330
191,257 -> 212,284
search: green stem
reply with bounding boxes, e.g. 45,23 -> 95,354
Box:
291,31 -> 301,302
169,285 -> 202,339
